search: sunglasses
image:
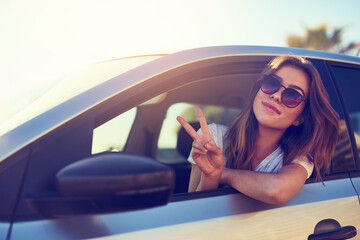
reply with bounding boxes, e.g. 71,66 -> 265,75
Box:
260,74 -> 306,108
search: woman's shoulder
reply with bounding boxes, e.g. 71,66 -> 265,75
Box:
291,155 -> 314,179
291,155 -> 313,165
207,124 -> 228,151
208,123 -> 228,135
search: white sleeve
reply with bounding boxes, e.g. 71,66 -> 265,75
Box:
291,156 -> 314,179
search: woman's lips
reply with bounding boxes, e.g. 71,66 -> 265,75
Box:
262,102 -> 281,114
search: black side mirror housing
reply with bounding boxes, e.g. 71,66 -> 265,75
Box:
28,153 -> 174,217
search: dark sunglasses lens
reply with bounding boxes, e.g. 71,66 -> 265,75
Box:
261,76 -> 280,94
282,89 -> 303,108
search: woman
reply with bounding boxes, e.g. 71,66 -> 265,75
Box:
176,55 -> 339,205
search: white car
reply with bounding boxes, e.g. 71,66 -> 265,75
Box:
1,46 -> 359,240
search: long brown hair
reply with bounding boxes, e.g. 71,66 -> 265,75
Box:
224,55 -> 339,181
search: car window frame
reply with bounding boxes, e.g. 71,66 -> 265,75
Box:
325,60 -> 360,171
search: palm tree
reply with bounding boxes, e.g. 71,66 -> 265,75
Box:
287,24 -> 359,55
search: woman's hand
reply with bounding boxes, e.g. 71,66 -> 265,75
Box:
177,109 -> 224,179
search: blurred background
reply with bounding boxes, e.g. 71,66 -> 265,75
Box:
1,0 -> 359,128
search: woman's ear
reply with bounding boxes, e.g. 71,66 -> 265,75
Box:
292,115 -> 304,126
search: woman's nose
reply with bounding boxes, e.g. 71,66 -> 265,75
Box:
270,88 -> 284,104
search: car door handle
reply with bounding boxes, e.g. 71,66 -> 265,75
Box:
308,219 -> 357,240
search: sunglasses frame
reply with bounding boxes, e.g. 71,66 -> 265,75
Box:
260,74 -> 306,108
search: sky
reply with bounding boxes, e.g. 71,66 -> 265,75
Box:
0,0 -> 359,112
0,0 -> 359,150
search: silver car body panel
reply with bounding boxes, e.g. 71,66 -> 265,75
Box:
1,46 -> 360,162
9,178 -> 360,240
99,197 -> 359,240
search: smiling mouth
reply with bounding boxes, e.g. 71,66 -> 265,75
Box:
262,102 -> 281,114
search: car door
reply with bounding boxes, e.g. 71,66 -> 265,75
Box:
96,57 -> 360,240
2,48 -> 360,239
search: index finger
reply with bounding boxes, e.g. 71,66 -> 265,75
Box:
197,108 -> 210,135
176,116 -> 199,140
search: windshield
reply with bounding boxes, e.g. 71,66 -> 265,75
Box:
0,55 -> 165,136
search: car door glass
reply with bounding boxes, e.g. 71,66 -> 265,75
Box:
92,107 -> 137,154
330,64 -> 360,172
157,102 -> 241,163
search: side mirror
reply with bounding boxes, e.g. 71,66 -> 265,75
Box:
28,153 -> 174,217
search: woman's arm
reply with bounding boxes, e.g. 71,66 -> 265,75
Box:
188,165 -> 221,192
177,109 -> 224,192
221,163 -> 308,205
188,164 -> 201,192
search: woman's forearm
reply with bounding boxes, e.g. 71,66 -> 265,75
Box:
221,168 -> 280,203
221,166 -> 306,205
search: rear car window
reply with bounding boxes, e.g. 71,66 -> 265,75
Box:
330,64 -> 360,172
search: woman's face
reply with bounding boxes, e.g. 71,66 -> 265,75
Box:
253,65 -> 310,131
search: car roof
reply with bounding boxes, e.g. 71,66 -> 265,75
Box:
1,45 -> 360,162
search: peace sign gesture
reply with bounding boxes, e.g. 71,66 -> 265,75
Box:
176,109 -> 224,178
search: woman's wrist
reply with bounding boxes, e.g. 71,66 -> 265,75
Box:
197,170 -> 222,191
204,165 -> 223,180
219,168 -> 231,186
203,171 -> 221,181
